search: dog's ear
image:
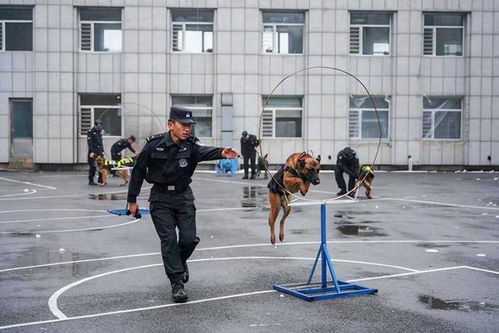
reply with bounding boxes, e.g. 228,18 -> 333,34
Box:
297,159 -> 305,169
264,153 -> 268,159
316,155 -> 321,163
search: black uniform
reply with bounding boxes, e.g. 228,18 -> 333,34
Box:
87,126 -> 103,184
111,138 -> 136,160
240,134 -> 259,178
127,132 -> 224,285
335,147 -> 359,195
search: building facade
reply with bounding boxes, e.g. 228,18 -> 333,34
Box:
0,0 -> 498,168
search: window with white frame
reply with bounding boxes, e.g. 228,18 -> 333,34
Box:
262,12 -> 304,54
422,96 -> 461,139
423,12 -> 464,56
171,95 -> 213,137
79,94 -> 122,136
79,7 -> 122,52
349,96 -> 390,139
0,7 -> 32,51
350,12 -> 391,55
262,96 -> 302,138
171,9 -> 213,53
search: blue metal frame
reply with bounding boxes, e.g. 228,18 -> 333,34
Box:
273,203 -> 378,301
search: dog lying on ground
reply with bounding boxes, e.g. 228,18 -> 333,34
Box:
267,152 -> 321,244
256,153 -> 269,179
95,155 -> 135,186
354,164 -> 374,199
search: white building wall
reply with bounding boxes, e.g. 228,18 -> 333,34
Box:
0,0 -> 497,167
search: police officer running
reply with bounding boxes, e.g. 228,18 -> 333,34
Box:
87,119 -> 104,185
111,135 -> 136,161
240,130 -> 259,179
335,147 -> 360,196
127,107 -> 238,303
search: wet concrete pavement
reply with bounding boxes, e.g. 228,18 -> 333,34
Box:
0,170 -> 498,332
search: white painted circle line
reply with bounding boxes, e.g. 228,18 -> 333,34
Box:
0,177 -> 57,189
0,214 -> 111,225
48,256 -> 417,320
0,218 -> 140,234
0,189 -> 37,198
2,240 -> 499,274
0,209 -> 107,214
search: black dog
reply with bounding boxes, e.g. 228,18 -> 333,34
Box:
256,153 -> 269,179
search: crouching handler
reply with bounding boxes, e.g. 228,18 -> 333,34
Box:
127,107 -> 238,303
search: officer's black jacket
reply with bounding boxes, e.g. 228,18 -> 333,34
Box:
87,127 -> 103,155
111,139 -> 136,155
336,149 -> 360,177
240,134 -> 259,156
127,132 -> 224,203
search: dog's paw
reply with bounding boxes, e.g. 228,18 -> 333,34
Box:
98,182 -> 106,186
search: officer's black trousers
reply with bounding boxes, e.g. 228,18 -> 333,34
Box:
335,167 -> 356,192
150,200 -> 199,281
242,153 -> 256,176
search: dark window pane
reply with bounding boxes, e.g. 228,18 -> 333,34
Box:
0,7 -> 32,20
362,26 -> 389,55
11,101 -> 32,138
277,25 -> 303,53
361,110 -> 388,138
5,23 -> 32,51
351,12 -> 390,25
80,8 -> 121,21
434,111 -> 461,139
192,117 -> 212,137
94,108 -> 121,136
350,96 -> 389,109
94,23 -> 121,51
424,13 -> 463,26
264,96 -> 302,107
423,96 -> 461,109
81,94 -> 121,106
172,95 -> 212,107
262,12 -> 304,24
276,118 -> 301,137
436,28 -> 462,55
171,9 -> 214,22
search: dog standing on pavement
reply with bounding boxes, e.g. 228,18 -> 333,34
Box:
354,164 -> 374,199
95,155 -> 135,186
256,153 -> 269,179
267,152 -> 321,244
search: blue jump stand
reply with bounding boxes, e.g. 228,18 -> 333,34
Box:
273,203 -> 378,301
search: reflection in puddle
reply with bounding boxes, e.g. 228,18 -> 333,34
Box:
241,186 -> 267,208
88,193 -> 127,200
336,225 -> 386,236
419,295 -> 498,312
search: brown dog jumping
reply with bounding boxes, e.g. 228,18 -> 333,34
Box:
267,152 -> 321,244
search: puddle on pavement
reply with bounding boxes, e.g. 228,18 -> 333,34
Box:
416,243 -> 450,248
419,295 -> 498,312
241,186 -> 267,208
290,229 -> 309,234
88,193 -> 128,200
336,225 -> 387,236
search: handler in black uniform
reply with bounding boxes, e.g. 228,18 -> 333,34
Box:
87,119 -> 104,185
240,131 -> 259,179
127,107 -> 238,303
111,135 -> 136,160
335,147 -> 360,196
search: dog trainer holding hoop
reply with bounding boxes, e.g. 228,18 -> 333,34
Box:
127,107 -> 238,303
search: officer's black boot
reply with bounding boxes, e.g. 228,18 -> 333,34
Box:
170,275 -> 188,303
243,173 -> 248,179
250,173 -> 256,179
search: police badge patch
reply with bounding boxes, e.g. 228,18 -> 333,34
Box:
178,159 -> 188,168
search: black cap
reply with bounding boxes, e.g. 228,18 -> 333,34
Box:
242,131 -> 248,136
94,119 -> 102,125
169,107 -> 195,124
